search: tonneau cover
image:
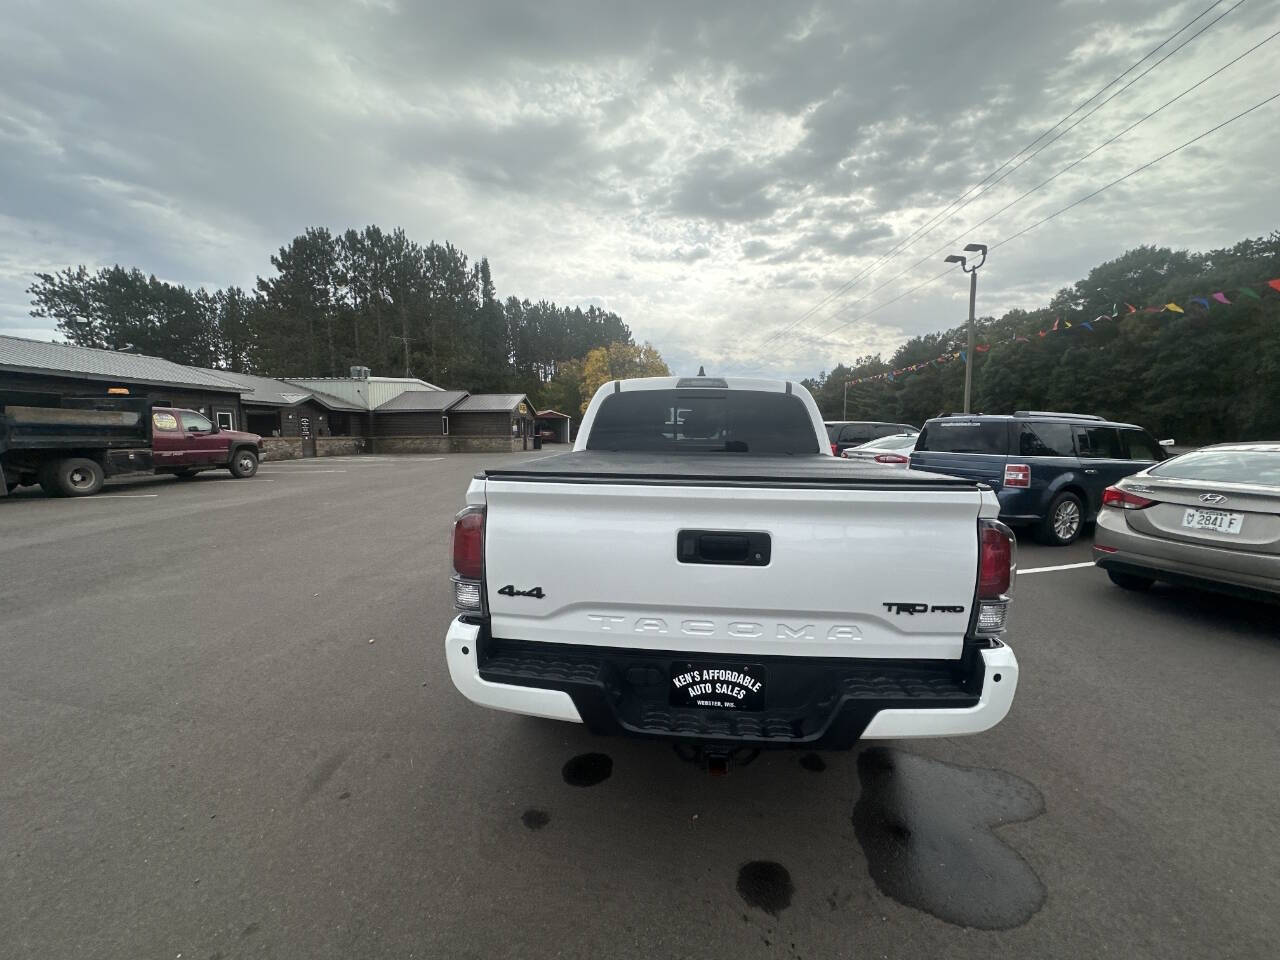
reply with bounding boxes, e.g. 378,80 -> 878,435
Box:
483,451 -> 983,488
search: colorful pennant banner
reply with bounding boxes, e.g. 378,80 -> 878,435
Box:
844,276 -> 1280,387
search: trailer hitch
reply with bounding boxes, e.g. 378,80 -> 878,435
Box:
672,743 -> 762,775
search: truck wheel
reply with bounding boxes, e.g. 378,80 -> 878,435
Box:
1036,491 -> 1083,546
1108,569 -> 1155,591
52,458 -> 105,497
229,448 -> 259,478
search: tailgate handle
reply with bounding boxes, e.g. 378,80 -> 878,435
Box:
677,530 -> 770,566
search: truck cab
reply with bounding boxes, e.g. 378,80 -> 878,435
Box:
149,407 -> 262,478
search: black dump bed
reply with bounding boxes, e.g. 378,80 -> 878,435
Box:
483,450 -> 985,489
0,398 -> 152,453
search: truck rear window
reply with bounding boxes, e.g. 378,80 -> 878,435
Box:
916,420 -> 1009,455
586,389 -> 819,454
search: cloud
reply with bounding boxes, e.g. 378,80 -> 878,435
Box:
631,244 -> 712,264
2,0 -> 1277,383
662,148 -> 783,223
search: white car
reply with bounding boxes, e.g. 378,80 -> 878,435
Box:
443,375 -> 1017,768
842,433 -> 919,466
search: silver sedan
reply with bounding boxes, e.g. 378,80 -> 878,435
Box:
841,433 -> 918,467
1093,442 -> 1280,601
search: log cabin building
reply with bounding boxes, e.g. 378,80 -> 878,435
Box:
0,335 -> 538,458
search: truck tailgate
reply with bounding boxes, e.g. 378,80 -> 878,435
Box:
481,474 -> 986,660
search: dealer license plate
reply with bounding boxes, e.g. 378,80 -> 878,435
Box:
670,662 -> 766,711
1181,508 -> 1244,535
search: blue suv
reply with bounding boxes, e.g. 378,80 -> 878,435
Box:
909,411 -> 1169,545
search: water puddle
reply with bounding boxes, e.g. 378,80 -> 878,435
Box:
561,752 -> 613,787
737,861 -> 794,916
851,747 -> 1046,929
521,808 -> 550,829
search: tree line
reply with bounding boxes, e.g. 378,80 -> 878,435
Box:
26,225 -> 662,405
802,232 -> 1280,446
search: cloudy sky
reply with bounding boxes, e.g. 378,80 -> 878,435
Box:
3,0 -> 1278,378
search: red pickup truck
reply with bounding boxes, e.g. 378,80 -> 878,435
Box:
147,408 -> 263,481
1,398 -> 263,498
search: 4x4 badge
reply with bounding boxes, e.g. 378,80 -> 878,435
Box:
498,585 -> 545,599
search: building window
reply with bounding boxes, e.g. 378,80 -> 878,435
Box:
441,416 -> 449,436
216,410 -> 234,431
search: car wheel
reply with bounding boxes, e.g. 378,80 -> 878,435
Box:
1107,569 -> 1155,591
53,458 -> 105,497
4,481 -> 18,494
229,449 -> 259,478
1038,492 -> 1084,545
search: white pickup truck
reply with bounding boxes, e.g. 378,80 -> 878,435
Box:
445,375 -> 1018,765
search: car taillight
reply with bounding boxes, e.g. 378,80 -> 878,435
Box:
874,453 -> 909,464
1003,463 -> 1030,488
452,506 -> 485,610
1102,486 -> 1154,510
831,443 -> 840,457
974,520 -> 1016,637
979,521 -> 1014,597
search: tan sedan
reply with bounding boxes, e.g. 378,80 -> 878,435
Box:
1093,443 -> 1280,602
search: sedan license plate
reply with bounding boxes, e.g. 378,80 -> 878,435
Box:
670,663 -> 765,711
1182,508 -> 1244,535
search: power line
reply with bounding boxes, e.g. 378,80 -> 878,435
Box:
754,0 -> 1239,350
920,26 -> 1279,261
793,22 -> 1278,345
811,0 -> 1250,332
777,89 -> 1280,361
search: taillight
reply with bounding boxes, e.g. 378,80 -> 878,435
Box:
1003,463 -> 1030,488
453,507 -> 485,578
1102,486 -> 1153,510
978,521 -> 1014,597
831,443 -> 840,456
874,453 -> 909,464
452,506 -> 485,610
974,520 -> 1016,637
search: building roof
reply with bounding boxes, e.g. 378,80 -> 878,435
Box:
376,389 -> 469,412
290,375 -> 445,389
535,409 -> 572,420
208,370 -> 362,411
284,376 -> 444,410
0,335 -> 243,392
454,393 -> 530,413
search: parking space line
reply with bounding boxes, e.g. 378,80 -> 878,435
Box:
75,494 -> 161,499
1018,561 -> 1095,575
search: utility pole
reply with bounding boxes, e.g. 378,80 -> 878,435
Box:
944,244 -> 987,413
843,379 -> 848,419
390,335 -> 415,378
965,267 -> 977,414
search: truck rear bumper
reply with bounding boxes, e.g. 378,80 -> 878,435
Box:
444,617 -> 1017,746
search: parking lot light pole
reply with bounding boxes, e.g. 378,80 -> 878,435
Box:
945,243 -> 987,414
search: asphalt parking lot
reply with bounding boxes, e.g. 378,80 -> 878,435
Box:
2,454 -> 1277,960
